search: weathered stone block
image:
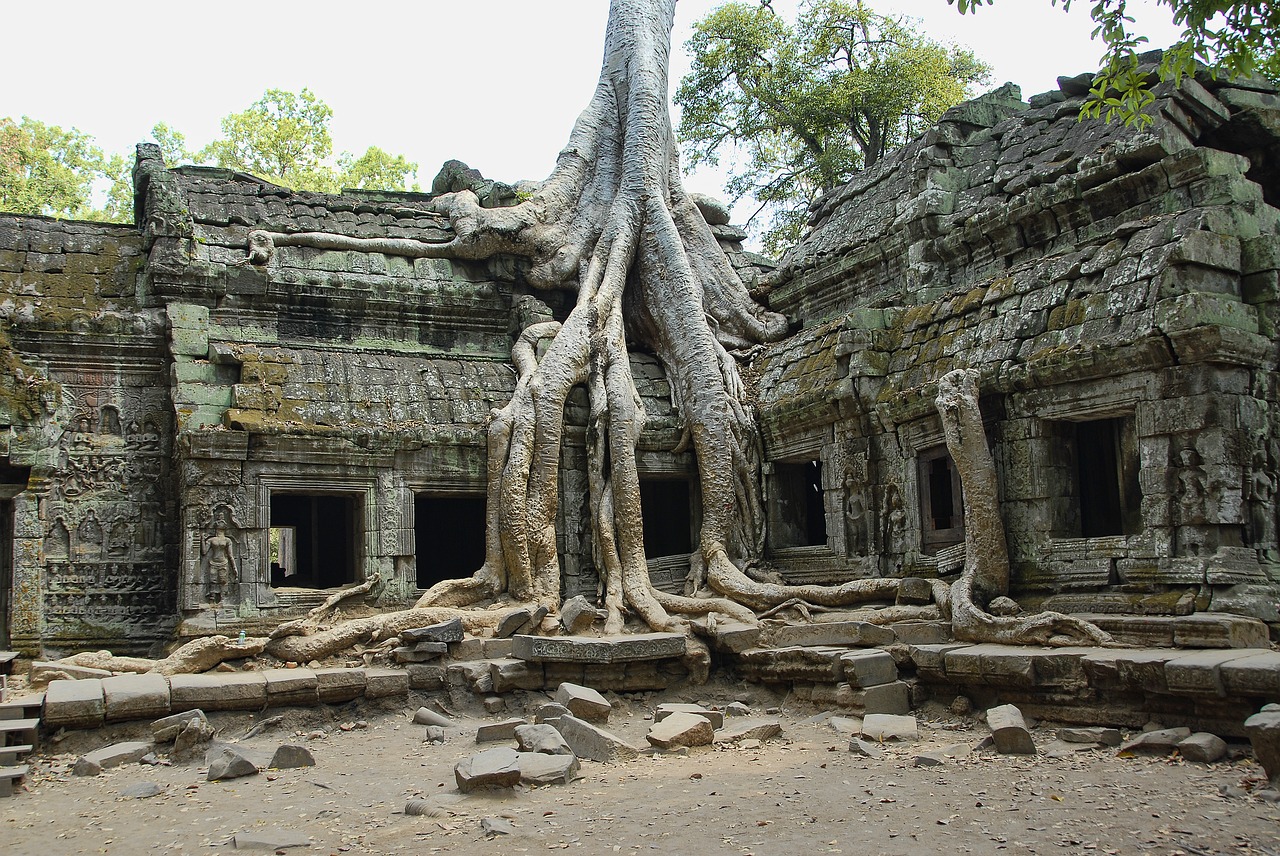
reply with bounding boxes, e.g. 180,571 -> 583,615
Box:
517,751 -> 579,785
655,703 -> 723,729
151,709 -> 208,743
908,643 -> 971,681
207,745 -> 260,781
44,678 -> 105,729
737,646 -> 847,683
364,668 -> 409,699
714,718 -> 783,744
102,673 -> 171,722
553,714 -> 639,762
31,661 -> 111,685
406,664 -> 447,690
887,621 -> 952,645
554,682 -> 612,723
1120,727 -> 1192,755
647,711 -> 714,749
944,644 -> 1036,688
262,668 -> 318,706
987,705 -> 1036,755
454,747 -> 522,792
860,714 -> 918,742
515,723 -> 574,755
73,741 -> 154,776
513,633 -> 686,663
709,621 -> 761,653
269,745 -> 315,769
1219,651 -> 1280,696
836,681 -> 911,715
490,658 -> 545,692
1244,710 -> 1280,784
169,672 -> 267,712
401,618 -> 464,644
839,649 -> 898,688
1164,649 -> 1261,696
1177,732 -> 1227,763
476,718 -> 527,743
759,621 -> 895,648
314,668 -> 366,703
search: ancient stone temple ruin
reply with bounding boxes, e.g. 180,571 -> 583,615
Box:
0,68 -> 1278,663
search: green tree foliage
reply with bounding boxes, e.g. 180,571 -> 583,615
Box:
0,117 -> 122,220
677,0 -> 990,252
950,1 -> 1278,123
198,88 -> 418,193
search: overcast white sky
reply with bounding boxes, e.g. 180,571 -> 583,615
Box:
4,1 -> 1184,221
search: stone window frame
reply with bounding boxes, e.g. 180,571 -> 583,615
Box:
898,416 -> 964,558
253,472 -> 377,603
404,473 -> 488,592
763,424 -> 838,560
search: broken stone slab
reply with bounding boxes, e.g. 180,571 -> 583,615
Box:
496,609 -> 533,638
207,746 -> 260,781
1165,649 -> 1262,696
102,673 -> 171,722
1119,727 -> 1193,755
481,816 -> 517,836
560,596 -> 605,634
261,668 -> 318,707
73,741 -> 155,776
647,711 -> 714,749
476,718 -> 527,743
490,658 -> 545,692
848,738 -> 884,758
121,782 -> 165,799
986,705 -> 1037,755
517,750 -> 580,785
44,678 -> 106,729
1177,732 -> 1227,763
401,618 -> 465,644
1057,726 -> 1122,747
838,649 -> 899,688
172,717 -> 216,762
655,703 -> 723,729
413,707 -> 452,728
230,828 -> 311,850
896,577 -> 934,605
1245,710 -> 1280,784
535,702 -> 571,725
914,750 -> 947,767
364,668 -> 410,699
860,714 -> 918,742
724,702 -> 752,717
169,672 -> 267,713
269,745 -> 315,769
515,723 -> 574,755
708,621 -> 762,654
829,716 -> 863,736
758,621 -> 896,649
512,632 -> 686,664
554,682 -> 612,723
30,661 -> 111,685
406,664 -> 447,691
455,746 -> 522,792
713,718 -> 783,744
553,714 -> 640,762
393,644 -> 446,664
836,681 -> 910,715
314,668 -> 366,703
152,709 -> 209,743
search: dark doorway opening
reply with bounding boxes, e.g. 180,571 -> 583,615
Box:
415,494 -> 487,588
770,460 -> 828,550
270,493 -> 358,589
918,446 -> 964,554
639,479 -> 693,558
1073,417 -> 1140,537
0,500 -> 11,648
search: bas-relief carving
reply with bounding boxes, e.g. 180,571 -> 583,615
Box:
1249,443 -> 1279,564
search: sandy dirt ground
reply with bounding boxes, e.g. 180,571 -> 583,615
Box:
3,679 -> 1279,856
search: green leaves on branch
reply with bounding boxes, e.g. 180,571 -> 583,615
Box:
677,0 -> 990,254
948,0 -> 1279,125
0,117 -> 128,221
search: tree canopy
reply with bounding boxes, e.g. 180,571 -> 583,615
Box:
0,117 -> 127,221
950,0 -> 1278,123
676,0 -> 990,253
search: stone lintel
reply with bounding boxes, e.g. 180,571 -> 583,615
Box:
511,633 -> 686,663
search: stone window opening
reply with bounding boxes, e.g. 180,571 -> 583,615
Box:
638,478 -> 694,559
269,493 -> 359,589
1049,416 -> 1141,538
769,460 -> 828,550
415,493 -> 486,589
918,446 -> 964,554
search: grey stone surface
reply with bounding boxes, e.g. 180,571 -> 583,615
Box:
560,596 -> 603,634
496,609 -> 533,638
837,681 -> 910,715
364,668 -> 410,699
171,716 -> 216,761
121,782 -> 165,799
759,621 -> 895,648
714,718 -> 783,744
402,618 -> 465,644
838,649 -> 899,688
1120,727 -> 1194,755
512,633 -> 686,663
490,658 -> 545,692
554,682 -> 612,723
455,747 -> 522,792
269,745 -> 316,769
986,705 -> 1036,755
655,703 -> 723,729
1244,711 -> 1280,783
516,751 -> 580,785
261,668 -> 318,706
535,702 -> 571,724
553,714 -> 639,762
860,714 -> 918,742
647,711 -> 714,749
476,718 -> 527,743
314,668 -> 366,703
848,738 -> 884,758
1178,732 -> 1227,763
102,674 -> 170,722
152,709 -> 209,743
413,707 -> 452,727
207,746 -> 260,781
73,741 -> 154,776
515,723 -> 574,755
1057,727 -> 1121,747
169,672 -> 267,712
45,678 -> 105,729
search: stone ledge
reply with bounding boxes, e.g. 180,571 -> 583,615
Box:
511,633 -> 686,663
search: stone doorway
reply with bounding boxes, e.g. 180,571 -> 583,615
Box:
268,493 -> 359,589
414,494 -> 486,588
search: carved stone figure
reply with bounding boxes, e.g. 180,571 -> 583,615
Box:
202,525 -> 239,604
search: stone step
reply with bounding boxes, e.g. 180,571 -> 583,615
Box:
0,744 -> 33,763
0,693 -> 43,721
0,764 -> 28,797
0,718 -> 39,738
1078,613 -> 1270,649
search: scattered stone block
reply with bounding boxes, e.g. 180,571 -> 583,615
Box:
413,707 -> 452,728
986,705 -> 1036,755
1058,726 -> 1122,747
560,596 -> 604,633
1120,727 -> 1193,755
497,609 -> 533,638
836,681 -> 911,715
483,696 -> 507,714
169,672 -> 267,712
829,716 -> 863,736
476,718 -> 527,743
73,741 -> 155,776
848,738 -> 884,758
647,711 -> 714,749
724,702 -> 752,717
535,702 -> 571,724
759,621 -> 895,648
1178,732 -> 1227,763
364,668 -> 410,699
554,682 -> 612,723
401,618 -> 464,644
45,678 -> 105,729
896,577 -> 934,605
490,658 -> 545,692
553,714 -> 639,762
207,746 -> 260,781
515,723 -> 574,755
861,714 -> 918,742
517,751 -> 580,785
393,643 -> 447,664
422,726 -> 446,744
121,782 -> 165,799
261,668 -> 318,706
172,717 -> 216,761
269,745 -> 315,769
102,673 -> 171,722
152,709 -> 209,743
1244,710 -> 1280,784
714,718 -> 783,744
314,668 -> 366,703
655,703 -> 723,729
914,750 -> 947,767
839,649 -> 899,688
455,747 -> 522,792
709,622 -> 761,654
